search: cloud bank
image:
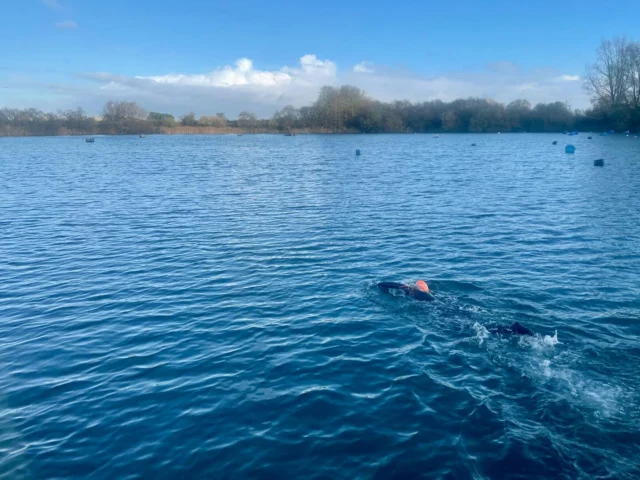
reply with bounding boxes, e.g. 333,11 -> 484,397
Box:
4,55 -> 589,116
137,55 -> 336,89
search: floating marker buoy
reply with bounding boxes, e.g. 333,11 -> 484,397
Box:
356,149 -> 361,156
471,143 -> 477,146
565,144 -> 576,154
587,136 -> 592,139
594,159 -> 604,166
552,141 -> 558,145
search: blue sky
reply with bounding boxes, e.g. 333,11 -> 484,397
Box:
1,0 -> 637,116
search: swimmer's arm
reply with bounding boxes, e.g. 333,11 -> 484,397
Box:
378,282 -> 410,293
510,322 -> 534,336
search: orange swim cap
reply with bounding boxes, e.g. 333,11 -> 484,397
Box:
416,280 -> 429,292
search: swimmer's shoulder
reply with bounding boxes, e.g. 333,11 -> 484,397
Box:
414,290 -> 435,301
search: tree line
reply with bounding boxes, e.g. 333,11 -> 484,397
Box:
0,95 -> 596,136
1,38 -> 638,136
584,37 -> 640,131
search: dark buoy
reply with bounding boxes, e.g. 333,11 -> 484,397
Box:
86,137 -> 95,143
356,149 -> 361,156
471,143 -> 477,146
565,144 -> 576,154
594,159 -> 604,167
552,141 -> 558,145
587,136 -> 592,139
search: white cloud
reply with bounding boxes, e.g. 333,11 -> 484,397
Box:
341,64 -> 588,108
558,74 -> 581,81
293,54 -> 337,78
6,56 -> 590,116
71,56 -> 336,117
42,0 -> 62,10
56,20 -> 78,29
353,62 -> 374,74
138,55 -> 336,89
140,58 -> 292,87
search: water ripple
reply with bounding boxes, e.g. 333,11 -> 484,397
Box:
1,134 -> 639,479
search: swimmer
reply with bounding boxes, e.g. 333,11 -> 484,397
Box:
378,280 -> 535,335
488,321 -> 534,336
377,280 -> 435,302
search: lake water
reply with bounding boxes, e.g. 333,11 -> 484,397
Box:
1,133 -> 639,479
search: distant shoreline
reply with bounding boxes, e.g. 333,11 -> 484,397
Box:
0,127 -> 368,138
2,128 -> 609,138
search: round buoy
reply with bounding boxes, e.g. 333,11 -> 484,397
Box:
587,136 -> 592,140
552,141 -> 558,145
565,145 -> 576,154
356,149 -> 361,156
471,143 -> 477,146
594,159 -> 604,166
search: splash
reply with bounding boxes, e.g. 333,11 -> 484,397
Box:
536,357 -> 624,418
472,322 -> 490,345
543,330 -> 559,347
519,330 -> 560,349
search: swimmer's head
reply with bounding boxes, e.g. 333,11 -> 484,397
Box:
415,280 -> 429,292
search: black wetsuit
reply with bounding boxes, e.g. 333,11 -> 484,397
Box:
377,281 -> 435,302
378,282 -> 534,335
489,321 -> 534,336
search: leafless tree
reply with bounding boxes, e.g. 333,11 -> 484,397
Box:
584,38 -> 632,108
626,42 -> 640,109
102,100 -> 147,122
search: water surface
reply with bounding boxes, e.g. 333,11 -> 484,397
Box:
1,133 -> 639,479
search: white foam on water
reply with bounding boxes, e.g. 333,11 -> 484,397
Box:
540,359 -> 552,377
519,330 -> 560,350
459,304 -> 485,314
537,359 -> 624,418
472,322 -> 490,345
472,321 -> 632,420
522,343 -> 631,420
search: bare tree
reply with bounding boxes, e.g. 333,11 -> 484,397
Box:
102,101 -> 147,122
238,111 -> 257,130
584,38 -> 632,108
626,42 -> 640,109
